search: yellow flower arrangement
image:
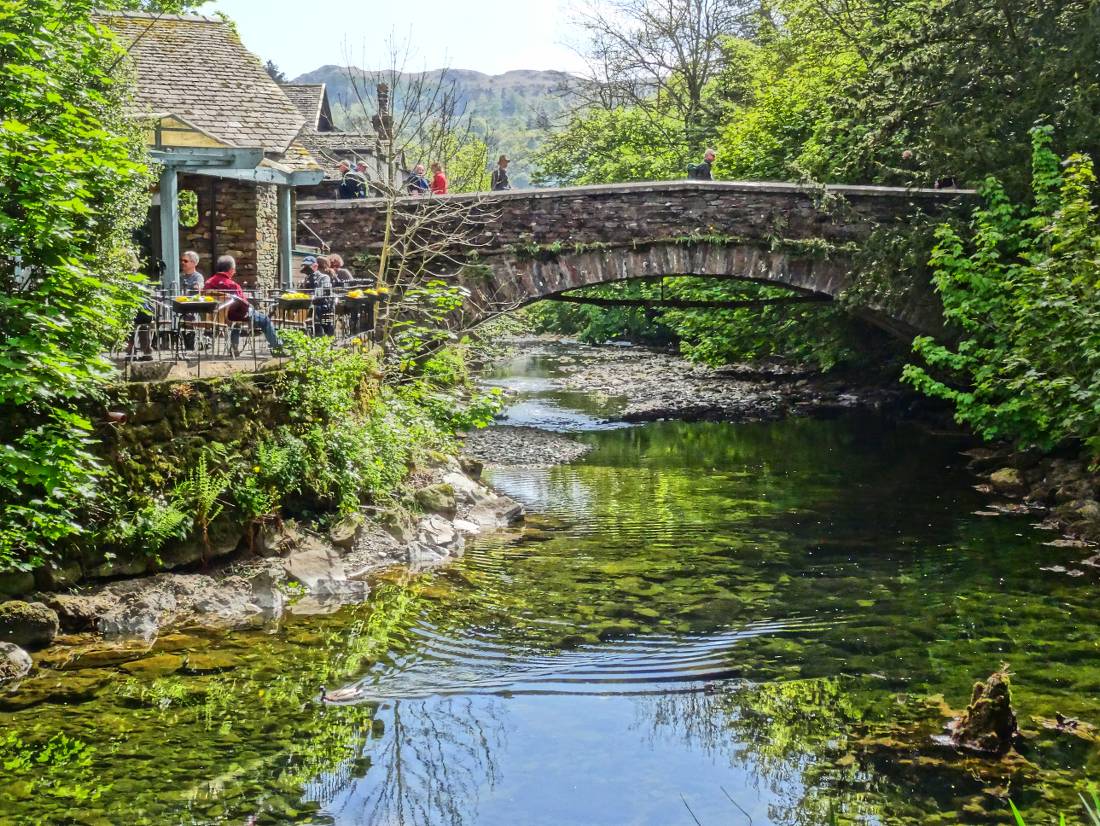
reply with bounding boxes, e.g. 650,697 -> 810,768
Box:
280,292 -> 310,300
347,289 -> 364,299
376,286 -> 390,295
174,295 -> 215,303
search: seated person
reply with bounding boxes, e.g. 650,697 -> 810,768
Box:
203,255 -> 280,355
300,255 -> 334,337
328,254 -> 353,285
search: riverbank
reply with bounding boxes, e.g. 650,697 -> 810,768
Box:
0,454 -> 524,689
469,338 -> 1099,566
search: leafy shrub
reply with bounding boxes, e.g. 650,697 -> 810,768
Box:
904,127 -> 1100,451
0,1 -> 151,572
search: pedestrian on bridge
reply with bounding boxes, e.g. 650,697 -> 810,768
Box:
491,154 -> 511,190
688,149 -> 716,180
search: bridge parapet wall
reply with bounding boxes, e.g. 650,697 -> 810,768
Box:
297,180 -> 968,259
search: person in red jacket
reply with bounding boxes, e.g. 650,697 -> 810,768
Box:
203,255 -> 281,355
429,161 -> 448,195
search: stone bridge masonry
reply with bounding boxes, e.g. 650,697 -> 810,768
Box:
297,180 -> 973,338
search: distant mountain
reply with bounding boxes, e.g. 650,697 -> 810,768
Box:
292,66 -> 579,187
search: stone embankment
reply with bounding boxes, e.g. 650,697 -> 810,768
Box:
0,455 -> 523,697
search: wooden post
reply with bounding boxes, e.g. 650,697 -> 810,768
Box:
277,184 -> 293,291
159,165 -> 180,292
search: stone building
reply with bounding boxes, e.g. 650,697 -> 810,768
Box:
100,12 -> 324,290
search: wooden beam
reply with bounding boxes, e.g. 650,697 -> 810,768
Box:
543,294 -> 830,310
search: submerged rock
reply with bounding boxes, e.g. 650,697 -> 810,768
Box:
0,642 -> 32,683
948,665 -> 1020,754
0,600 -> 60,649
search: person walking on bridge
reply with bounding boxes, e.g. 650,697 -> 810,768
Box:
688,149 -> 716,180
491,154 -> 512,190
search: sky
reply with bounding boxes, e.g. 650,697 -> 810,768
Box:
206,0 -> 589,80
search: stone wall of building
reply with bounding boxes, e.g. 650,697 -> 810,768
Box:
178,176 -> 280,289
254,183 -> 279,291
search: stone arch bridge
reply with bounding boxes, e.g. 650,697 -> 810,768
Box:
297,181 -> 971,338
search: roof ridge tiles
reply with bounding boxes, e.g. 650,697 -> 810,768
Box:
95,10 -> 222,23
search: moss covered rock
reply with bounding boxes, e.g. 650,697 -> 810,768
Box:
414,483 -> 457,518
0,600 -> 59,649
0,642 -> 32,684
948,666 -> 1019,754
989,467 -> 1025,496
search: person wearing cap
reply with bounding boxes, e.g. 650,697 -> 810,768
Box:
491,155 -> 511,191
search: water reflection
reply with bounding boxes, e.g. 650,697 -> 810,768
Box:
0,344 -> 1096,824
319,697 -> 506,826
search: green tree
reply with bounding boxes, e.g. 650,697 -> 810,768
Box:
904,127 -> 1100,450
804,0 -> 1100,193
0,0 -> 151,571
532,107 -> 689,186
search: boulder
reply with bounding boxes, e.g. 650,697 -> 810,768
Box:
0,642 -> 32,683
33,560 -> 83,591
0,668 -> 112,710
989,467 -> 1026,496
43,594 -> 112,633
417,515 -> 460,549
181,651 -> 237,674
248,570 -> 285,617
119,653 -> 184,678
188,576 -> 262,626
253,520 -> 301,558
284,540 -> 368,598
98,590 -> 176,639
59,640 -> 152,670
0,601 -> 60,649
441,471 -> 492,506
406,541 -> 449,570
414,483 -> 457,518
328,513 -> 365,551
377,507 -> 416,543
0,570 -> 35,599
459,456 -> 484,479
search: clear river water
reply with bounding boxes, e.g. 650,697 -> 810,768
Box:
1,343 -> 1098,825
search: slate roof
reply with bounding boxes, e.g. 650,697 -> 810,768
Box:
281,83 -> 328,130
99,11 -> 306,155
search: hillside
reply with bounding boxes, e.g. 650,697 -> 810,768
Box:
292,66 -> 578,187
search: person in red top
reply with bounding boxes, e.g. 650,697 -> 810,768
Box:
429,161 -> 448,195
203,255 -> 281,355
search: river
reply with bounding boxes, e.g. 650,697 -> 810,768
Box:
1,342 -> 1097,824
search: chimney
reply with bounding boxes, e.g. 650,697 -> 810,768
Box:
372,82 -> 393,141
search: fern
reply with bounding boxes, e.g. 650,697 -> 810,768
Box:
174,453 -> 229,564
